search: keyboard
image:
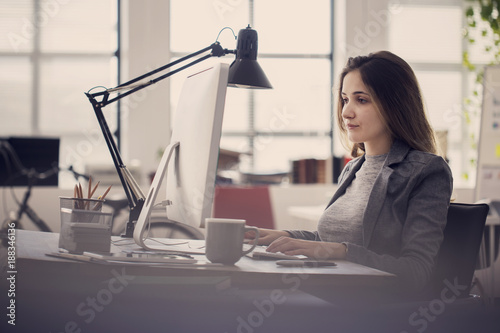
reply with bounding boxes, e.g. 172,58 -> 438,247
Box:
245,245 -> 306,260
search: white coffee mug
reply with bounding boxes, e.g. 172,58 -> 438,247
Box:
205,218 -> 260,265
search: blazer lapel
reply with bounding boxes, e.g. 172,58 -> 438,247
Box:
362,165 -> 392,247
326,156 -> 365,208
362,140 -> 410,247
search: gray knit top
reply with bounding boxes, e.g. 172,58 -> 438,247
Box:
317,153 -> 387,245
286,153 -> 388,242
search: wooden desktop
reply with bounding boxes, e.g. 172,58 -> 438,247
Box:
15,229 -> 497,333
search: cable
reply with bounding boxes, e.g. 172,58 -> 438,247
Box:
146,237 -> 189,247
111,238 -> 136,246
87,86 -> 109,94
215,27 -> 237,43
142,202 -> 167,239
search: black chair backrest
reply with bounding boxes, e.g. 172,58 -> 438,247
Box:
427,203 -> 489,299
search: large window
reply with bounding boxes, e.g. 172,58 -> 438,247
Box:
0,0 -> 118,186
387,0 -> 472,187
169,0 -> 334,176
0,0 -> 482,189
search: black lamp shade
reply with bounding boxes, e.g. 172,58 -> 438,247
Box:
228,26 -> 272,89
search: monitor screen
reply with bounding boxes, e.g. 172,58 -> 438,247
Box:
134,63 -> 229,248
0,137 -> 60,187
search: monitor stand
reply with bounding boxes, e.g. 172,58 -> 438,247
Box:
133,141 -> 179,251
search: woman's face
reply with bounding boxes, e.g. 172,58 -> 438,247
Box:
341,70 -> 391,156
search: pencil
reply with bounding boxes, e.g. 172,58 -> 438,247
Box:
88,176 -> 92,199
89,181 -> 100,199
73,185 -> 78,209
85,177 -> 92,209
78,183 -> 84,209
101,185 -> 112,200
92,185 -> 112,211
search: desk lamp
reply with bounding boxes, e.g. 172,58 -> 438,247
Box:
85,25 -> 272,238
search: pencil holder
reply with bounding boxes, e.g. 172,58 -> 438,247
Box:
60,196 -> 104,212
59,197 -> 112,253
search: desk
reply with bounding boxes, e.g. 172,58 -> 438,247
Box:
14,230 -> 395,293
3,230 -> 498,333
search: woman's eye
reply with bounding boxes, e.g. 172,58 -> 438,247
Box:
358,98 -> 367,104
342,98 -> 348,104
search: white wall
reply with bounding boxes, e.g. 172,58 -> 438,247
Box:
333,0 -> 394,156
344,0 -> 391,57
121,0 -> 172,183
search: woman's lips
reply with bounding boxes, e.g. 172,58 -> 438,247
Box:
346,123 -> 359,130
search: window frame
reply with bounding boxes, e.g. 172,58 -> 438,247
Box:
387,0 -> 473,187
169,0 -> 335,174
0,0 -> 120,139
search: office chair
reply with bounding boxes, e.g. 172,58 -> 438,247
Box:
212,185 -> 275,229
376,203 -> 493,332
425,202 -> 489,300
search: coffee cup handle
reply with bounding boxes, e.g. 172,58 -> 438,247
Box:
242,226 -> 260,255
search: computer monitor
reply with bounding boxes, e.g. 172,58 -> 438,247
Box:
0,137 -> 60,187
134,63 -> 229,249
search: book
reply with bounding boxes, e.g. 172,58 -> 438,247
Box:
291,158 -> 334,184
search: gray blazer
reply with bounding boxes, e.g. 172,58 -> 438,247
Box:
288,140 -> 453,293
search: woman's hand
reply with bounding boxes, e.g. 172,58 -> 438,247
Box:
245,228 -> 290,246
266,237 -> 347,260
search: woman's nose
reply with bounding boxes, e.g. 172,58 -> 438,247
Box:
342,103 -> 354,119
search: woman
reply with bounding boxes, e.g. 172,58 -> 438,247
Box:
247,51 -> 453,293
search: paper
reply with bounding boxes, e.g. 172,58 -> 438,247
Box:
477,166 -> 500,200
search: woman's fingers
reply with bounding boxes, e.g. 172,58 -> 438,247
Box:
267,237 -> 301,253
266,238 -> 340,260
244,229 -> 257,238
246,229 -> 291,246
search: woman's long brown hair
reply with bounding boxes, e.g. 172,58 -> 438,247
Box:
336,51 -> 437,157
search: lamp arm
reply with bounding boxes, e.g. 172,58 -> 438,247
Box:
104,53 -> 213,106
85,42 -> 232,238
112,44 -> 214,90
84,96 -> 146,238
88,42 -> 232,107
86,98 -> 143,201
